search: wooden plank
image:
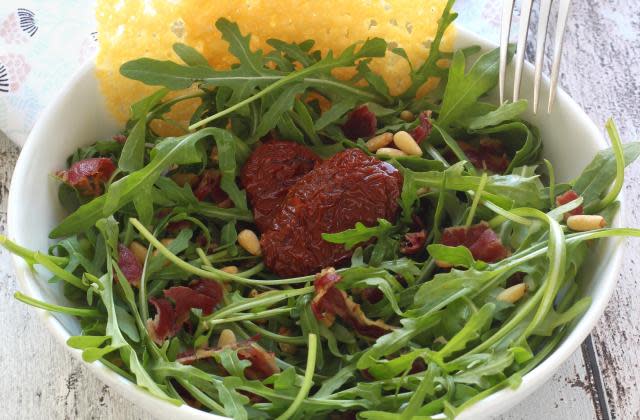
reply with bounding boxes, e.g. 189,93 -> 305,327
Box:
545,0 -> 640,419
496,349 -> 598,420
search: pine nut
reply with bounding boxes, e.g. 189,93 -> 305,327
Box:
497,283 -> 527,304
393,131 -> 422,156
417,187 -> 430,195
171,172 -> 198,187
248,289 -> 260,298
399,110 -> 415,122
217,329 -> 237,348
278,327 -> 297,354
365,132 -> 393,152
435,260 -> 453,269
376,147 -> 407,158
220,265 -> 239,274
567,215 -> 606,231
153,238 -> 175,266
129,241 -> 148,265
238,229 -> 262,256
433,336 -> 448,345
210,146 -> 219,161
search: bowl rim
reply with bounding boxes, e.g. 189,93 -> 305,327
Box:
6,25 -> 623,419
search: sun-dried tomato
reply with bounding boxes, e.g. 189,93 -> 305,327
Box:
400,230 -> 428,255
117,244 -> 142,287
410,111 -> 432,144
556,190 -> 584,220
450,138 -> 510,173
441,222 -> 509,263
241,140 -> 321,232
56,157 -> 116,196
342,105 -> 377,140
194,169 -> 229,204
261,148 -> 403,277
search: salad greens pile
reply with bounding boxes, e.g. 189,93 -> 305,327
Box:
3,1 -> 640,418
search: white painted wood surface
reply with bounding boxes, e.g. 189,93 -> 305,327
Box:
0,0 -> 638,418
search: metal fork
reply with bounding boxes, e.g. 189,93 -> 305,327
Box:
499,0 -> 572,113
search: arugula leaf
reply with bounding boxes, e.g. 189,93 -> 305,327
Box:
119,88 -> 168,172
438,45 -> 514,128
214,130 -> 249,210
322,219 -> 394,250
427,244 -> 476,269
173,43 -> 210,66
51,128 -> 224,238
573,141 -> 640,209
357,312 -> 441,370
473,121 -> 543,173
466,100 -> 528,130
403,0 -> 458,98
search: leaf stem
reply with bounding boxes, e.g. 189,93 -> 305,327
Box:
15,291 -> 101,317
0,235 -> 68,266
595,118 -> 625,211
276,333 -> 318,420
130,218 -> 316,285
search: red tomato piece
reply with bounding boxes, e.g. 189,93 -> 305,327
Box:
400,230 -> 428,255
57,157 -> 116,196
341,105 -> 377,140
261,148 -> 403,277
117,243 -> 142,287
410,111 -> 433,144
441,222 -> 509,263
555,190 -> 584,219
241,140 -> 321,232
193,169 -> 229,205
455,139 -> 510,173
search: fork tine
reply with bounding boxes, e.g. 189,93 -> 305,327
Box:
513,0 -> 534,102
499,0 -> 516,105
533,0 -> 553,114
548,0 -> 572,113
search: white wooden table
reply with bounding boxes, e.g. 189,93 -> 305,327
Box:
1,1 -> 638,418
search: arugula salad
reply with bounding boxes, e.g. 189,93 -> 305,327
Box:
3,2 -> 640,419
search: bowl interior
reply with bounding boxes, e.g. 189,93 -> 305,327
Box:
7,27 -> 623,419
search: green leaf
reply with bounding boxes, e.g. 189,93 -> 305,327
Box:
466,100 -> 528,130
438,45 -> 514,128
427,244 -> 475,268
472,121 -> 543,173
573,142 -> 640,208
314,98 -> 358,130
403,0 -> 457,98
50,128 -> 223,238
173,43 -> 209,66
219,348 -> 252,378
215,130 -> 248,210
120,58 -> 218,89
322,219 -> 394,250
132,186 -> 154,227
120,88 -> 168,172
254,84 -> 306,139
219,377 -> 250,420
357,312 -> 441,370
67,335 -> 110,349
435,303 -> 495,361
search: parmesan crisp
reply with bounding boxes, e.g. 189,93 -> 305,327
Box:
96,0 -> 454,133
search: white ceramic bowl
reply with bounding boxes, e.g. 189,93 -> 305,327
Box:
7,27 -> 623,419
